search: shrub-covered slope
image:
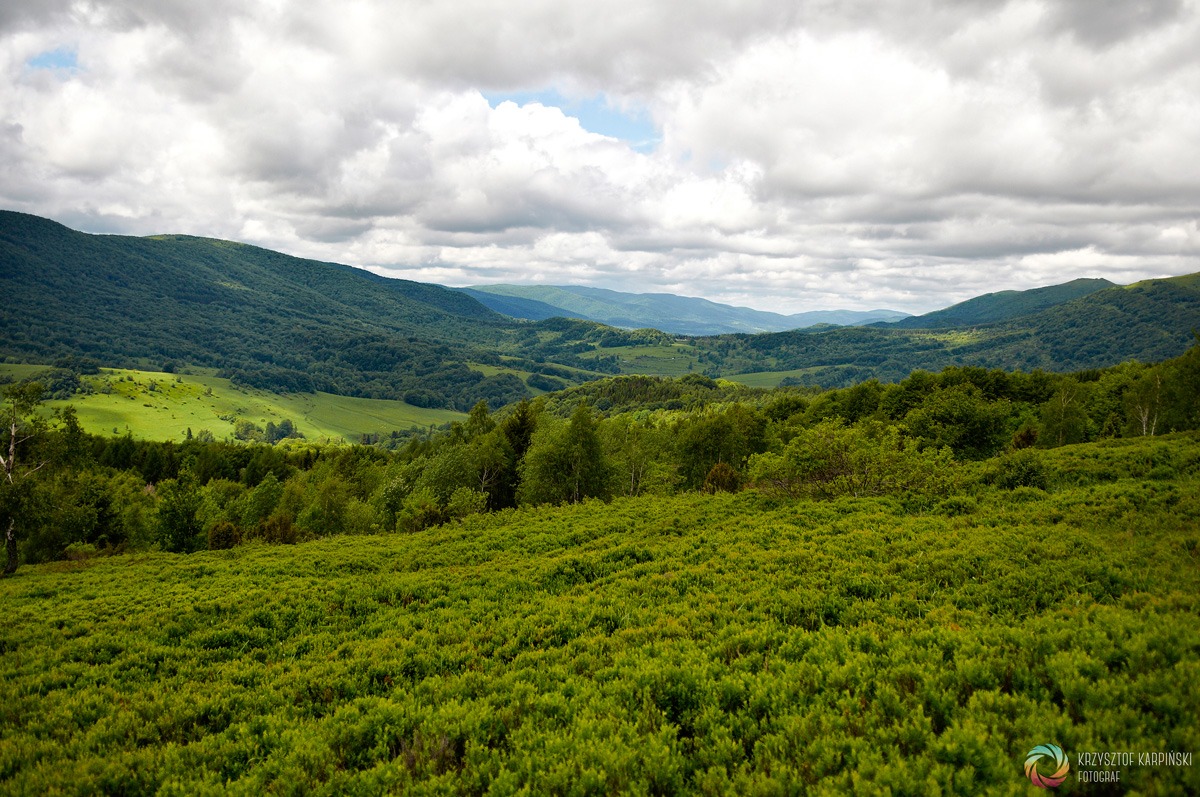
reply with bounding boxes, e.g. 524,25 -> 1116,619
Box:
1,435 -> 1198,794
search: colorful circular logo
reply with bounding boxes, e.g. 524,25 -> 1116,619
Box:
1025,744 -> 1070,788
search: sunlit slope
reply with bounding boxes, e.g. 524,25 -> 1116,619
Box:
2,366 -> 464,441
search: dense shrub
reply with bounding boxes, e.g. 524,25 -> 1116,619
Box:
749,419 -> 957,500
206,520 -> 241,550
989,450 -> 1051,490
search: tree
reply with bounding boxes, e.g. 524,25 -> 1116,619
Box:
499,399 -> 537,463
904,384 -> 1011,459
464,400 -> 496,440
155,476 -> 202,553
469,430 -> 515,508
1039,381 -> 1092,446
1,383 -> 50,575
1124,370 -> 1162,437
675,405 -> 767,489
519,403 -> 612,505
602,416 -> 675,497
1161,336 -> 1200,431
748,419 -> 956,500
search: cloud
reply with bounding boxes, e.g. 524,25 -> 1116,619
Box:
1,0 -> 1198,315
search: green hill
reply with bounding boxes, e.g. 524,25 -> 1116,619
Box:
0,211 -> 545,409
456,287 -> 573,322
891,278 -> 1115,329
718,274 -> 1200,387
5,210 -> 1199,403
2,434 -> 1198,793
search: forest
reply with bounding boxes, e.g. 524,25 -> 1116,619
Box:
0,337 -> 1194,570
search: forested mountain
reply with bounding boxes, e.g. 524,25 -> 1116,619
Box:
5,210 -> 1200,405
0,211 -> 548,409
712,274 -> 1200,387
464,283 -> 908,334
888,277 -> 1116,329
456,287 -> 572,322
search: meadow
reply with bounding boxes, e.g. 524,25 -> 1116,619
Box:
2,435 -> 1198,794
0,365 -> 464,443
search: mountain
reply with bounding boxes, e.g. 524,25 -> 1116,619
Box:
4,210 -> 1198,404
788,308 -> 911,327
888,278 -> 1116,329
0,211 -> 536,409
463,284 -> 909,335
716,273 -> 1200,387
456,287 -> 572,322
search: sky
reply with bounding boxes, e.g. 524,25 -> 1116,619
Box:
2,1 -> 1199,315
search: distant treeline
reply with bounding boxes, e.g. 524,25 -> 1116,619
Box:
1,340 -> 1197,570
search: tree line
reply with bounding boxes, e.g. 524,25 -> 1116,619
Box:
2,339 -> 1197,573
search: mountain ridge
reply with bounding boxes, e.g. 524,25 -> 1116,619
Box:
462,283 -> 909,335
887,277 -> 1117,329
5,209 -> 1200,404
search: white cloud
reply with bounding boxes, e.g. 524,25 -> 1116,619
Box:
1,0 -> 1198,315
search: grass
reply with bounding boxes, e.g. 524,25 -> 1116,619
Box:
724,367 -> 826,388
582,344 -> 703,377
2,366 -> 464,442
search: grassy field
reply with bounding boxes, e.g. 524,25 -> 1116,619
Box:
1,435 -> 1198,794
1,366 -> 464,442
581,343 -> 703,377
724,368 -> 825,388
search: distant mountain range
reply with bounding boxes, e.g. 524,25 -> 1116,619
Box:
4,209 -> 1199,404
460,284 -> 909,335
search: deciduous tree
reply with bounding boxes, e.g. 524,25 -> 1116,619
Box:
0,383 -> 49,575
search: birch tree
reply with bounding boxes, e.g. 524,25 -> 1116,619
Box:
0,383 -> 47,575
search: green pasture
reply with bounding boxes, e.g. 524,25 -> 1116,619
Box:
724,367 -> 826,388
583,343 -> 702,377
2,366 -> 464,442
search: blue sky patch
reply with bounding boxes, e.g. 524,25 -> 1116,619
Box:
27,47 -> 79,72
484,89 -> 659,152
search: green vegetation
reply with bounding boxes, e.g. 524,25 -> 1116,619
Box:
892,278 -> 1115,329
2,340 -> 1196,568
4,210 -> 1200,791
6,211 -> 1200,406
696,274 -> 1200,387
1,432 -> 1198,793
0,211 -> 564,408
0,365 -> 463,443
580,343 -> 703,378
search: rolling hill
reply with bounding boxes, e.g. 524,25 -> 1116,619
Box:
0,211 -> 553,409
5,210 -> 1199,405
888,278 -> 1116,329
720,274 -> 1200,387
463,284 -> 908,334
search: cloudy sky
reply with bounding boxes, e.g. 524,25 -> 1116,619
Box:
3,0 -> 1199,314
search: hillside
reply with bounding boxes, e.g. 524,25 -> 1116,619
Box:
0,364 -> 463,442
2,434 -> 1198,793
890,278 -> 1116,329
457,287 -> 572,322
0,211 -> 552,409
717,273 -> 1200,387
5,210 -> 1200,403
465,283 -> 908,334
